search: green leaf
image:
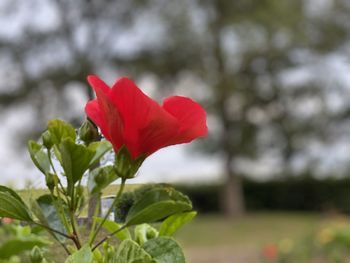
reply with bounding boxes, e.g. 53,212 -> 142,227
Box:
0,185 -> 27,206
88,166 -> 119,194
0,192 -> 32,221
88,141 -> 112,166
58,138 -> 95,185
48,119 -> 76,145
134,224 -> 158,246
53,144 -> 63,164
65,245 -> 93,263
0,237 -> 50,260
125,187 -> 192,226
159,211 -> 197,237
27,141 -> 50,174
31,195 -> 67,242
115,240 -> 153,263
143,237 -> 185,263
94,217 -> 131,241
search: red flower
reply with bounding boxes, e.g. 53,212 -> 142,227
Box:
85,75 -> 208,159
1,217 -> 13,224
262,244 -> 278,261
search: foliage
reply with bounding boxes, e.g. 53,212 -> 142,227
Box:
177,177 -> 350,214
0,119 -> 197,262
0,222 -> 50,263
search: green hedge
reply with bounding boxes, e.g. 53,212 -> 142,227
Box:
176,177 -> 350,213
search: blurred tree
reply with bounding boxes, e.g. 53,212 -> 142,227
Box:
120,0 -> 350,217
0,0 -> 153,224
0,0 -> 154,126
1,0 -> 350,218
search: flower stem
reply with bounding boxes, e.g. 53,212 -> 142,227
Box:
49,188 -> 72,235
89,178 -> 126,245
92,225 -> 127,251
33,221 -> 71,239
70,210 -> 82,249
47,151 -> 71,234
33,221 -> 72,255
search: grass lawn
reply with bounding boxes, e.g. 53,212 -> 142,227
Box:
176,212 -> 323,263
177,212 -> 320,247
42,212 -> 323,263
17,187 -> 330,262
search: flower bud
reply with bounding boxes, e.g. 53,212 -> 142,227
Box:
30,246 -> 44,263
45,173 -> 57,191
79,119 -> 99,145
42,130 -> 53,149
114,146 -> 145,179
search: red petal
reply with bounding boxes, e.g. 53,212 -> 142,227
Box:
163,96 -> 208,144
86,76 -> 208,159
138,104 -> 180,156
87,75 -> 110,95
87,75 -> 124,151
110,77 -> 179,157
85,99 -> 111,140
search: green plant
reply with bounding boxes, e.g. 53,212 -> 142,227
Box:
0,222 -> 50,263
0,75 -> 207,262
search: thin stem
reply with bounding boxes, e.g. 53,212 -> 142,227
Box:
92,225 -> 127,251
48,150 -> 71,233
49,189 -> 72,235
58,240 -> 71,255
48,150 -> 58,175
33,221 -> 72,239
88,193 -> 101,243
71,235 -> 81,250
34,221 -> 71,255
70,210 -> 82,249
89,179 -> 126,245
67,177 -> 82,249
48,150 -> 68,198
58,180 -> 67,195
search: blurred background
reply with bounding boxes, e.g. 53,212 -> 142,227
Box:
2,0 -> 350,262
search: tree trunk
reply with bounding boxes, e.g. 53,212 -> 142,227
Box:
209,4 -> 245,218
221,154 -> 245,218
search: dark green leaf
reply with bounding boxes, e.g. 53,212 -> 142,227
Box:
31,195 -> 67,242
48,119 -> 76,145
143,237 -> 185,263
125,187 -> 192,226
65,245 -> 93,263
0,192 -> 32,221
27,141 -> 50,174
159,211 -> 197,237
0,185 -> 27,206
88,166 -> 119,194
94,217 -> 131,241
58,138 -> 95,184
115,239 -> 153,263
